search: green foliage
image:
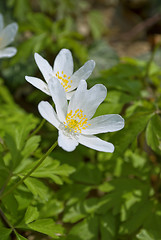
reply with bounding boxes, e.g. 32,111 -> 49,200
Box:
146,114 -> 161,155
28,218 -> 64,238
0,227 -> 12,240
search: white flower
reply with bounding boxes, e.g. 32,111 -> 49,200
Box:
38,79 -> 125,152
0,13 -> 18,58
25,48 -> 95,100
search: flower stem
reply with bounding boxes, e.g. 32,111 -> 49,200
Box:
0,171 -> 13,196
0,207 -> 13,229
30,118 -> 46,138
0,207 -> 20,237
0,140 -> 58,201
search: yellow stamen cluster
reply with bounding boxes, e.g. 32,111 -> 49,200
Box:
64,109 -> 91,133
55,71 -> 73,92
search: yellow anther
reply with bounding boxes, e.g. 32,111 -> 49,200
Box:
55,71 -> 73,92
64,109 -> 90,134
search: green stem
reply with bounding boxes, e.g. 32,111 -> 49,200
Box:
0,171 -> 13,196
30,118 -> 46,138
0,140 -> 58,200
0,207 -> 14,230
0,207 -> 19,238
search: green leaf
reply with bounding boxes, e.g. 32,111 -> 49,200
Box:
136,229 -> 154,240
28,218 -> 64,238
15,232 -> 28,240
72,163 -> 102,184
39,199 -> 63,218
27,13 -> 53,33
99,213 -> 116,240
4,133 -> 22,169
0,168 -> 10,189
15,116 -> 38,151
28,158 -> 75,185
146,114 -> 161,155
13,33 -> 47,63
58,183 -> 91,207
0,227 -> 12,240
120,200 -> 153,234
2,194 -> 18,217
94,90 -> 134,116
110,111 -> 153,159
25,206 -> 39,224
22,135 -> 41,158
68,216 -> 98,240
143,205 -> 161,240
24,177 -> 49,201
63,202 -> 86,223
14,188 -> 32,210
0,78 -> 14,104
99,62 -> 143,96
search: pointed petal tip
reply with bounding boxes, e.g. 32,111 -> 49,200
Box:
109,144 -> 115,153
12,22 -> 18,31
115,114 -> 125,130
88,59 -> 96,68
34,52 -> 40,59
59,48 -> 71,54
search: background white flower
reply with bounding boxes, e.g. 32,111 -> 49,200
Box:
25,48 -> 95,99
38,79 -> 125,152
0,13 -> 18,58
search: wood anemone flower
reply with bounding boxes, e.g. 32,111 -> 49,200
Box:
25,48 -> 95,100
38,79 -> 125,152
0,13 -> 18,58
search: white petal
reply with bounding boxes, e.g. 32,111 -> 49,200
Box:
38,101 -> 60,129
66,90 -> 75,100
68,80 -> 107,119
0,23 -> 18,49
53,49 -> 73,77
78,134 -> 114,152
82,114 -> 125,135
70,60 -> 95,91
34,53 -> 53,83
25,76 -> 50,95
0,14 -> 4,32
58,130 -> 78,152
0,47 -> 17,58
48,78 -> 68,122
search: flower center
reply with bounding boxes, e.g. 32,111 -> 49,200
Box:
55,71 -> 73,92
63,109 -> 91,134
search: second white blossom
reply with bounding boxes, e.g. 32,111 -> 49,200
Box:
25,49 -> 95,100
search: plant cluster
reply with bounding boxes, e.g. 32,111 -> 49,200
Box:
0,1 -> 161,240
